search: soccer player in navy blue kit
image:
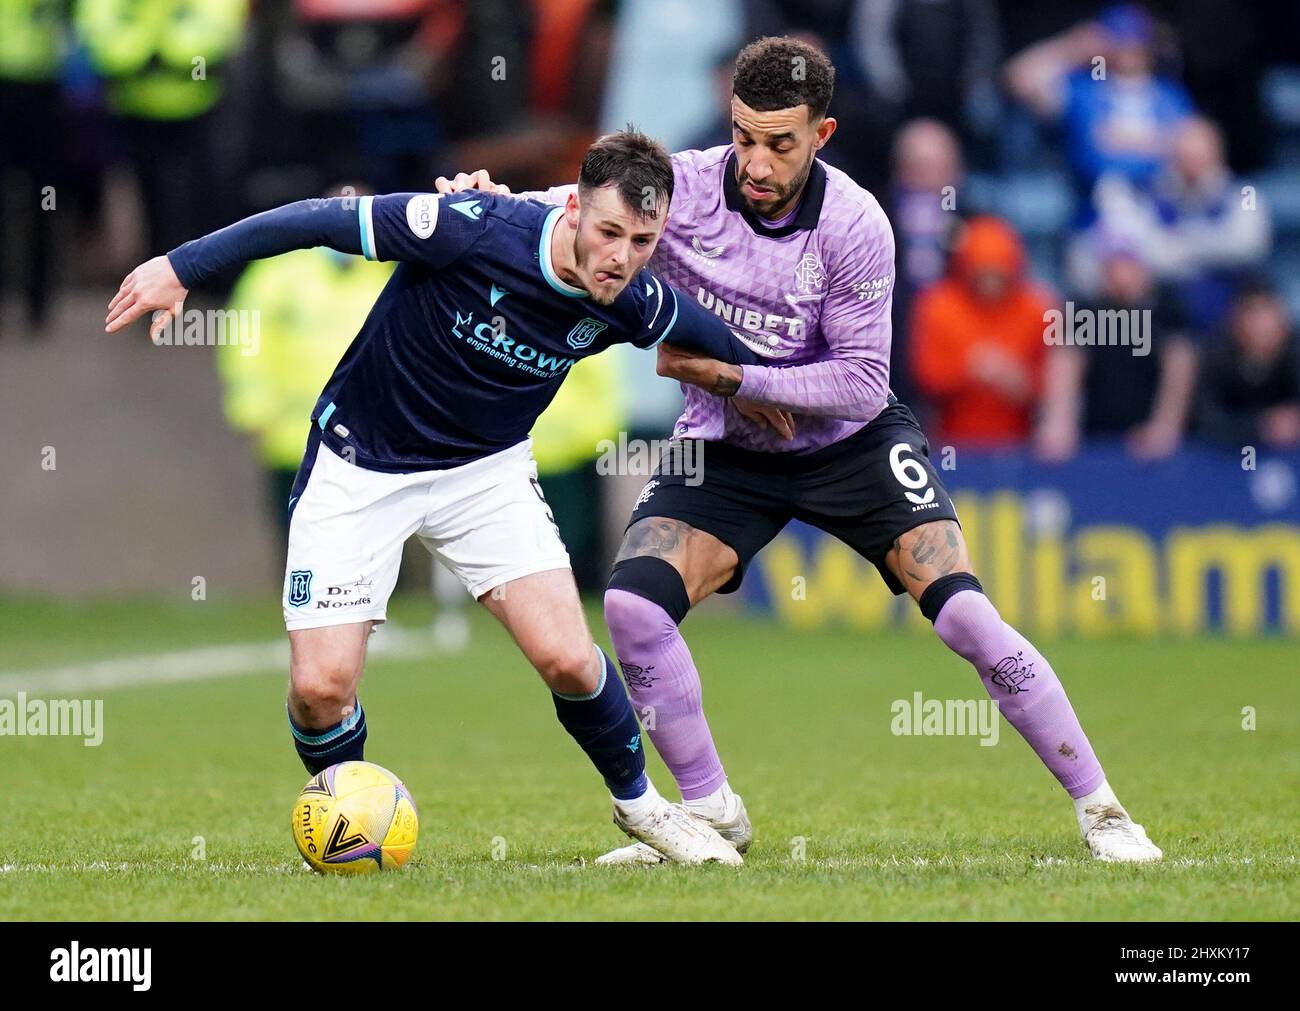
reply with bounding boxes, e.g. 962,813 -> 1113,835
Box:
105,131 -> 774,865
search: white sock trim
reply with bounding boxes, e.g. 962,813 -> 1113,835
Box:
683,781 -> 735,821
1074,780 -> 1122,832
613,779 -> 661,822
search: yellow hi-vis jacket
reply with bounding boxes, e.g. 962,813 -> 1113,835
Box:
0,0 -> 67,82
75,0 -> 246,119
530,348 -> 628,477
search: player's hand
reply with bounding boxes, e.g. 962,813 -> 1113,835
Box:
105,255 -> 189,341
433,169 -> 511,195
733,398 -> 796,440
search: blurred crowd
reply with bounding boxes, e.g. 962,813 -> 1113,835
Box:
3,0 -> 1299,492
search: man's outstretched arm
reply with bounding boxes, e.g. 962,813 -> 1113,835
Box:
106,192 -> 488,336
106,198 -> 369,336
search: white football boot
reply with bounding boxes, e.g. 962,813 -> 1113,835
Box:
608,797 -> 743,866
1079,802 -> 1163,863
599,792 -> 750,865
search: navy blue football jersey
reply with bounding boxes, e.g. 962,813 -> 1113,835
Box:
310,191 -> 729,471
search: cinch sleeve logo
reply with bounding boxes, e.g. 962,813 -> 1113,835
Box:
406,194 -> 440,239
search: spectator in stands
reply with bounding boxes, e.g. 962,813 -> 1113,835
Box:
1036,234 -> 1199,462
0,0 -> 69,334
76,0 -> 248,258
1080,116 -> 1270,331
1196,279 -> 1300,450
910,216 -> 1055,448
848,0 -> 1001,140
886,118 -> 967,404
446,0 -> 615,193
1168,0 -> 1268,174
216,187 -> 394,547
739,1 -> 999,193
1004,3 -> 1193,219
269,0 -> 465,193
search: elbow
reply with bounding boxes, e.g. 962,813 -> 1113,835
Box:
654,346 -> 674,378
843,366 -> 890,422
832,389 -> 885,423
845,399 -> 884,423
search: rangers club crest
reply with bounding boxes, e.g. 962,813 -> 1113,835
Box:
793,253 -> 826,294
989,651 -> 1035,694
288,570 -> 313,607
566,317 -> 608,350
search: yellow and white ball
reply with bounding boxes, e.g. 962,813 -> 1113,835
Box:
292,761 -> 419,874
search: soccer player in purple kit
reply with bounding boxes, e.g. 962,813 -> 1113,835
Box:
445,36 -> 1162,864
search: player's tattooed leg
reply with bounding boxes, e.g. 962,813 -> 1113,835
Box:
615,516 -> 692,562
886,519 -> 970,592
614,517 -> 738,605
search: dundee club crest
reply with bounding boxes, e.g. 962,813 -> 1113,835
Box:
566,317 -> 608,350
288,569 -> 313,607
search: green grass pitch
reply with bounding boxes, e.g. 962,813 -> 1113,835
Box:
1,593 -> 1296,920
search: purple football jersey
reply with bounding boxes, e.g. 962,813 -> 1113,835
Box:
525,145 -> 896,452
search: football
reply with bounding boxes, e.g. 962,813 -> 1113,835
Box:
292,761 -> 419,874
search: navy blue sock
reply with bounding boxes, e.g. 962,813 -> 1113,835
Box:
288,701 -> 367,774
551,647 -> 648,801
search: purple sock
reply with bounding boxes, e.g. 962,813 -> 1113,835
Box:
603,589 -> 727,800
933,590 -> 1105,798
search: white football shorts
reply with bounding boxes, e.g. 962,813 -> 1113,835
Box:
282,437 -> 570,630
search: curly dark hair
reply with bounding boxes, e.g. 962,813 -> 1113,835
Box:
732,36 -> 835,120
578,128 -> 674,220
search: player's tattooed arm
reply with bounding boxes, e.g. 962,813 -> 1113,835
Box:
709,364 -> 744,397
656,344 -> 743,396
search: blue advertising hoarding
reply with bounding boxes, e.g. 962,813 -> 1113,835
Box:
739,445 -> 1300,635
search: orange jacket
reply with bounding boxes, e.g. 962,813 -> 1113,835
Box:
910,217 -> 1054,446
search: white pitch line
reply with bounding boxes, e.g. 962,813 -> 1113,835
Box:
2,855 -> 1291,874
0,626 -> 435,696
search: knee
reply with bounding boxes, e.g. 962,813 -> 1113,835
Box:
289,658 -> 360,726
605,557 -> 692,647
918,573 -> 987,646
604,587 -> 674,654
537,644 -> 600,696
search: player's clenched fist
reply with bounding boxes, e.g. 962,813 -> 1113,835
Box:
105,255 -> 189,341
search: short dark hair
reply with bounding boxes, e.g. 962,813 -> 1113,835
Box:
578,128 -> 673,220
733,36 -> 835,120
